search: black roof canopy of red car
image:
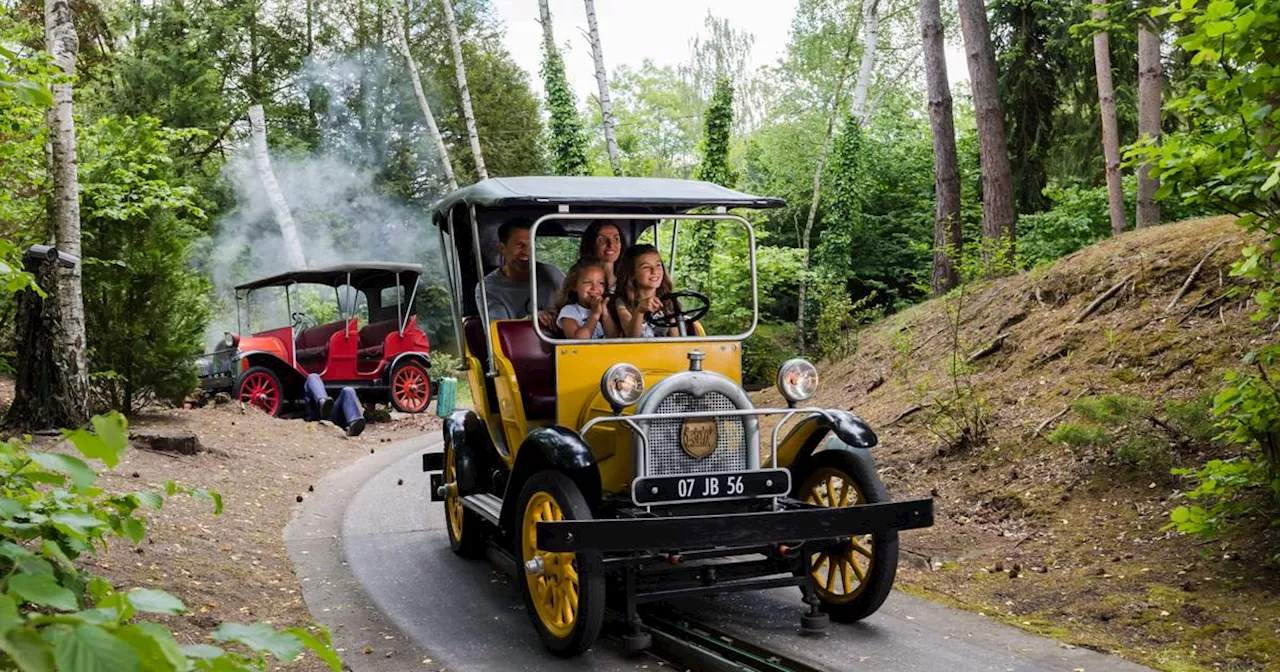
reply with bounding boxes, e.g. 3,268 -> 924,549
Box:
234,262 -> 422,292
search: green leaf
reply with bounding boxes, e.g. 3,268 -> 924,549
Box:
115,623 -> 186,672
50,512 -> 107,532
213,622 -> 303,662
123,518 -> 145,543
180,644 -> 225,660
50,624 -> 141,672
1262,170 -> 1280,193
126,589 -> 184,615
10,80 -> 52,108
0,628 -> 55,672
287,627 -> 343,672
9,573 -> 78,611
1171,507 -> 1191,523
27,451 -> 97,489
132,491 -> 163,510
0,498 -> 26,519
0,595 -> 21,634
89,414 -> 128,468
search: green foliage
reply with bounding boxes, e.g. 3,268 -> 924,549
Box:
1167,458 -> 1272,537
687,77 -> 736,292
0,413 -> 339,671
78,117 -> 213,415
427,350 -> 462,379
540,39 -> 588,176
1049,394 -> 1218,470
741,323 -> 799,390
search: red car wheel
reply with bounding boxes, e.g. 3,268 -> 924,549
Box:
237,366 -> 282,417
391,360 -> 431,413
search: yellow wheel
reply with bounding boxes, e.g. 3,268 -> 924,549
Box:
443,435 -> 486,558
516,471 -> 604,657
793,449 -> 898,622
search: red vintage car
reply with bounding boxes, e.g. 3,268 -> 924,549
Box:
199,263 -> 433,416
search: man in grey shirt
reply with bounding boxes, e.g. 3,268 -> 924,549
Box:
475,218 -> 565,328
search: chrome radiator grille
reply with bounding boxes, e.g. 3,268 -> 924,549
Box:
646,391 -> 748,476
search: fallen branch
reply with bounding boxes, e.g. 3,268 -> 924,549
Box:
1177,289 -> 1232,325
1073,271 -> 1138,325
1033,389 -> 1088,438
967,332 -> 1010,363
887,403 -> 929,427
1166,239 -> 1230,311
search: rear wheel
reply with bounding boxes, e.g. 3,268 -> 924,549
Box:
443,435 -> 487,558
390,360 -> 431,413
516,471 -> 605,657
792,449 -> 898,622
236,366 -> 282,417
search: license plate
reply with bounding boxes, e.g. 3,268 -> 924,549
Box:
632,469 -> 791,506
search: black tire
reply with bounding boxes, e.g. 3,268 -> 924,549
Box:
790,449 -> 899,622
235,366 -> 284,417
515,471 -> 606,657
389,359 -> 432,413
443,434 -> 488,559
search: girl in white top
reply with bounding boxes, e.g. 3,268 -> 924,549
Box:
556,261 -> 620,339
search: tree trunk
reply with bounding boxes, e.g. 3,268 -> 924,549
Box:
1136,16 -> 1162,229
248,105 -> 308,269
584,0 -> 622,175
957,0 -> 1016,265
850,0 -> 879,126
25,0 -> 89,428
1092,0 -> 1126,236
538,0 -> 554,52
393,8 -> 458,191
797,29 -> 861,351
921,0 -> 961,294
440,0 -> 487,181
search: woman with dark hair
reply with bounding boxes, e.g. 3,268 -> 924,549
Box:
577,220 -> 628,294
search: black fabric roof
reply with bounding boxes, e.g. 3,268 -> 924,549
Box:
430,176 -> 785,215
234,262 -> 422,291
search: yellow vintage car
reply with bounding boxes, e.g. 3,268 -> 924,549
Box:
421,176 -> 933,657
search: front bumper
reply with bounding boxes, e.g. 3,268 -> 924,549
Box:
536,497 -> 934,553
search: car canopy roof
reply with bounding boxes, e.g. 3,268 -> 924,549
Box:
234,262 -> 422,292
429,176 -> 785,218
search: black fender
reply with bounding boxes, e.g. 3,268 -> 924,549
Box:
384,352 -> 431,385
442,409 -> 503,495
498,426 -> 601,537
238,352 -> 306,394
782,409 -> 878,469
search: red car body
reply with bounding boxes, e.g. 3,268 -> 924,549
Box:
204,263 -> 433,417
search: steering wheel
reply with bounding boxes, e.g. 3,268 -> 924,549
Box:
646,291 -> 711,334
291,311 -> 318,331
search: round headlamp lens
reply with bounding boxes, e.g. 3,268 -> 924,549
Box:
602,363 -> 644,407
223,332 -> 238,349
777,358 -> 818,403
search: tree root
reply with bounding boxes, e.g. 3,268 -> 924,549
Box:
1033,389 -> 1089,438
1074,271 -> 1138,325
967,332 -> 1010,363
1166,239 -> 1231,311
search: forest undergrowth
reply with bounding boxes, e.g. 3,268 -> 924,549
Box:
759,216 -> 1280,671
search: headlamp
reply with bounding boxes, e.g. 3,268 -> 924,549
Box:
223,332 -> 240,349
777,358 -> 819,404
601,363 -> 644,408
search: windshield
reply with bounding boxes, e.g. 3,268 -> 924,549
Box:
530,214 -> 758,343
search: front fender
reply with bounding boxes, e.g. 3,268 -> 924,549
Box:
775,410 -> 878,468
499,427 -> 601,536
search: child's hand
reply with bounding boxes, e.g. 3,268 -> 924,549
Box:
643,296 -> 663,314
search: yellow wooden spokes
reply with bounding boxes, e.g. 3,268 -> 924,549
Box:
522,491 -> 580,638
804,467 -> 875,602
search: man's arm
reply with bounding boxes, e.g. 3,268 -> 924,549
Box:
476,276 -> 511,320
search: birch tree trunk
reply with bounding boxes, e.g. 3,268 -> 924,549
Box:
394,9 -> 458,191
850,0 -> 880,126
957,0 -> 1017,265
584,0 -> 622,175
922,0 -> 961,294
440,0 -> 487,181
1136,16 -> 1162,229
796,30 -> 861,351
538,0 -> 554,51
248,105 -> 308,270
1093,0 -> 1126,236
11,0 -> 91,428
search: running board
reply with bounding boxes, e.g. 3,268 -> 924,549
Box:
461,493 -> 502,526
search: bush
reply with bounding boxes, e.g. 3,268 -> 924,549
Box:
0,413 -> 341,670
742,322 -> 799,391
1048,394 -> 1216,470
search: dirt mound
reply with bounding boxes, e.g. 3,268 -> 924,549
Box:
761,217 -> 1280,671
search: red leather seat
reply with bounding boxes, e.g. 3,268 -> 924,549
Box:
295,320 -> 346,362
357,319 -> 400,359
495,320 -> 556,419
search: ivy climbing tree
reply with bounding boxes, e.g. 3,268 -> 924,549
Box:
689,76 -> 735,291
539,28 -> 589,175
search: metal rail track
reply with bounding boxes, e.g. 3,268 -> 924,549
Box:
627,608 -> 826,672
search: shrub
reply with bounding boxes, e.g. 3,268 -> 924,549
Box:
1048,394 -> 1214,470
0,413 -> 340,670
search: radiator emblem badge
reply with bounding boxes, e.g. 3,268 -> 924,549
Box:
680,418 -> 718,459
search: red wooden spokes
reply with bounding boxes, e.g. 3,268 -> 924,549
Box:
394,364 -> 430,413
239,372 -> 280,416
